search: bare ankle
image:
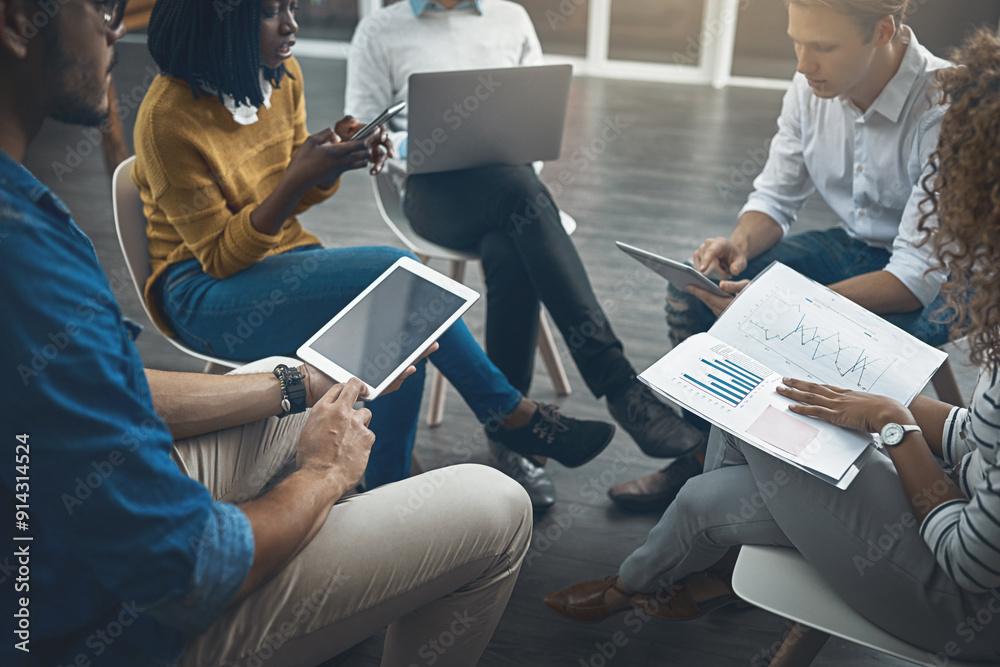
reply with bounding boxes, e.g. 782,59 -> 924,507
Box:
501,397 -> 536,429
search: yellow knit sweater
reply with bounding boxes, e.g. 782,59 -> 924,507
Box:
132,57 -> 338,336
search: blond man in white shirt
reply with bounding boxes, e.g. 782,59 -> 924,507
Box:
613,0 -> 956,511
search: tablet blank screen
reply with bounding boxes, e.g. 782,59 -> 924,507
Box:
307,268 -> 464,387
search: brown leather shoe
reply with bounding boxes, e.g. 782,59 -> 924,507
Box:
630,573 -> 743,621
543,576 -> 631,622
608,453 -> 704,512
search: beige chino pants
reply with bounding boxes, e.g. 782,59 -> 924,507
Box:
170,365 -> 531,667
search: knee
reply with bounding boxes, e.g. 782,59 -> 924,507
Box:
377,246 -> 420,266
448,464 -> 532,554
670,475 -> 714,524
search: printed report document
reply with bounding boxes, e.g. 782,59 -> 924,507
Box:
639,262 -> 948,489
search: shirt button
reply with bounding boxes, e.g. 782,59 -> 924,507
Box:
858,209 -> 867,217
856,165 -> 864,173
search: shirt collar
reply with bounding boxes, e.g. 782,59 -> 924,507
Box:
410,0 -> 483,16
200,70 -> 273,126
0,148 -> 72,218
864,26 -> 924,123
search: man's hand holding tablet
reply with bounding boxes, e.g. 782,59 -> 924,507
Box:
299,342 -> 440,405
297,258 -> 478,399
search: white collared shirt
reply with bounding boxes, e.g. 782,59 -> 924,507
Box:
202,71 -> 273,126
741,28 -> 951,306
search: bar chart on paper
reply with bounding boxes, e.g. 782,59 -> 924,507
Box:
680,346 -> 771,408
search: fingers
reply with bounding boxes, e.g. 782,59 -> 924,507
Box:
357,406 -> 373,427
687,284 -> 733,317
416,341 -> 439,362
719,279 -> 751,296
693,238 -> 732,278
311,127 -> 337,145
331,377 -> 367,407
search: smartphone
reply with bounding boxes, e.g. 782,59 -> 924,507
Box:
350,101 -> 406,142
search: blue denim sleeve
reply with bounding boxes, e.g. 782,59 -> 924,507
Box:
0,199 -> 254,638
144,502 -> 254,634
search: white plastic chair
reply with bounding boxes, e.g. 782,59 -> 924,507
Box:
112,156 -> 242,374
372,169 -> 573,426
731,545 -> 983,667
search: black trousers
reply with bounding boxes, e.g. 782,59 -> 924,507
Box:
404,164 -> 635,398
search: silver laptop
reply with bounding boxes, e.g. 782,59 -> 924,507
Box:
407,64 -> 572,175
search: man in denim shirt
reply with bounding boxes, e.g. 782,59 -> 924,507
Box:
0,3 -> 530,665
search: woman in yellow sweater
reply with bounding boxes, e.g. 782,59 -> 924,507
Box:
132,0 -> 614,495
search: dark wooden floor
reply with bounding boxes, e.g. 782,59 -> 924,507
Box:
24,42 -> 980,666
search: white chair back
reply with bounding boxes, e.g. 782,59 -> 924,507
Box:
111,156 -> 240,370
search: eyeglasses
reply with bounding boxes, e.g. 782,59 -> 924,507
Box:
93,0 -> 128,29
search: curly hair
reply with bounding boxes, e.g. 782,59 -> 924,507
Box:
919,29 -> 1000,369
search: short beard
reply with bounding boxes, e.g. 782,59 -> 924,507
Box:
43,20 -> 111,127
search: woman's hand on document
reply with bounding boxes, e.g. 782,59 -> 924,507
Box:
776,378 -> 913,434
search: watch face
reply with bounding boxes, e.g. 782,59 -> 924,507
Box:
882,423 -> 904,446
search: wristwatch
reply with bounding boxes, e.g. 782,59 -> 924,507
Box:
879,422 -> 921,447
273,364 -> 307,418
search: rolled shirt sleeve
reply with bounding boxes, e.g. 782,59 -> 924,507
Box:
739,81 -> 816,236
883,108 -> 949,306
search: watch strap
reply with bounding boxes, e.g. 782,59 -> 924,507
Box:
273,364 -> 307,418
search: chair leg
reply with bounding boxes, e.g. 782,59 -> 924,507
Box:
537,309 -> 572,397
931,358 -> 964,407
425,259 -> 468,426
768,623 -> 830,667
447,259 -> 466,283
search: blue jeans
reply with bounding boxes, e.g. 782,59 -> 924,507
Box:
158,245 -> 521,489
665,228 -> 955,348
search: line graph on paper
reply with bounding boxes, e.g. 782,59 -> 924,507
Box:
736,293 -> 894,393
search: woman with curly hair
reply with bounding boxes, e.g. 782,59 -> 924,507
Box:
544,30 -> 1000,661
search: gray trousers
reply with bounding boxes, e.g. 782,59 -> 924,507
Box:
619,428 -> 1000,662
171,407 -> 532,667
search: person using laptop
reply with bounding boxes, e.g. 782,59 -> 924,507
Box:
0,3 -> 532,665
130,0 -> 617,511
609,0 -> 955,512
544,33 -> 1000,655
345,0 -> 708,505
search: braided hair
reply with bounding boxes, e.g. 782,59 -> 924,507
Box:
147,0 -> 290,108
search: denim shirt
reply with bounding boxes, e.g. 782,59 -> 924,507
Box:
0,150 -> 254,666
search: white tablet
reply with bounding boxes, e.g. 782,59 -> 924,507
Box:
297,258 -> 479,398
616,241 -> 729,298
